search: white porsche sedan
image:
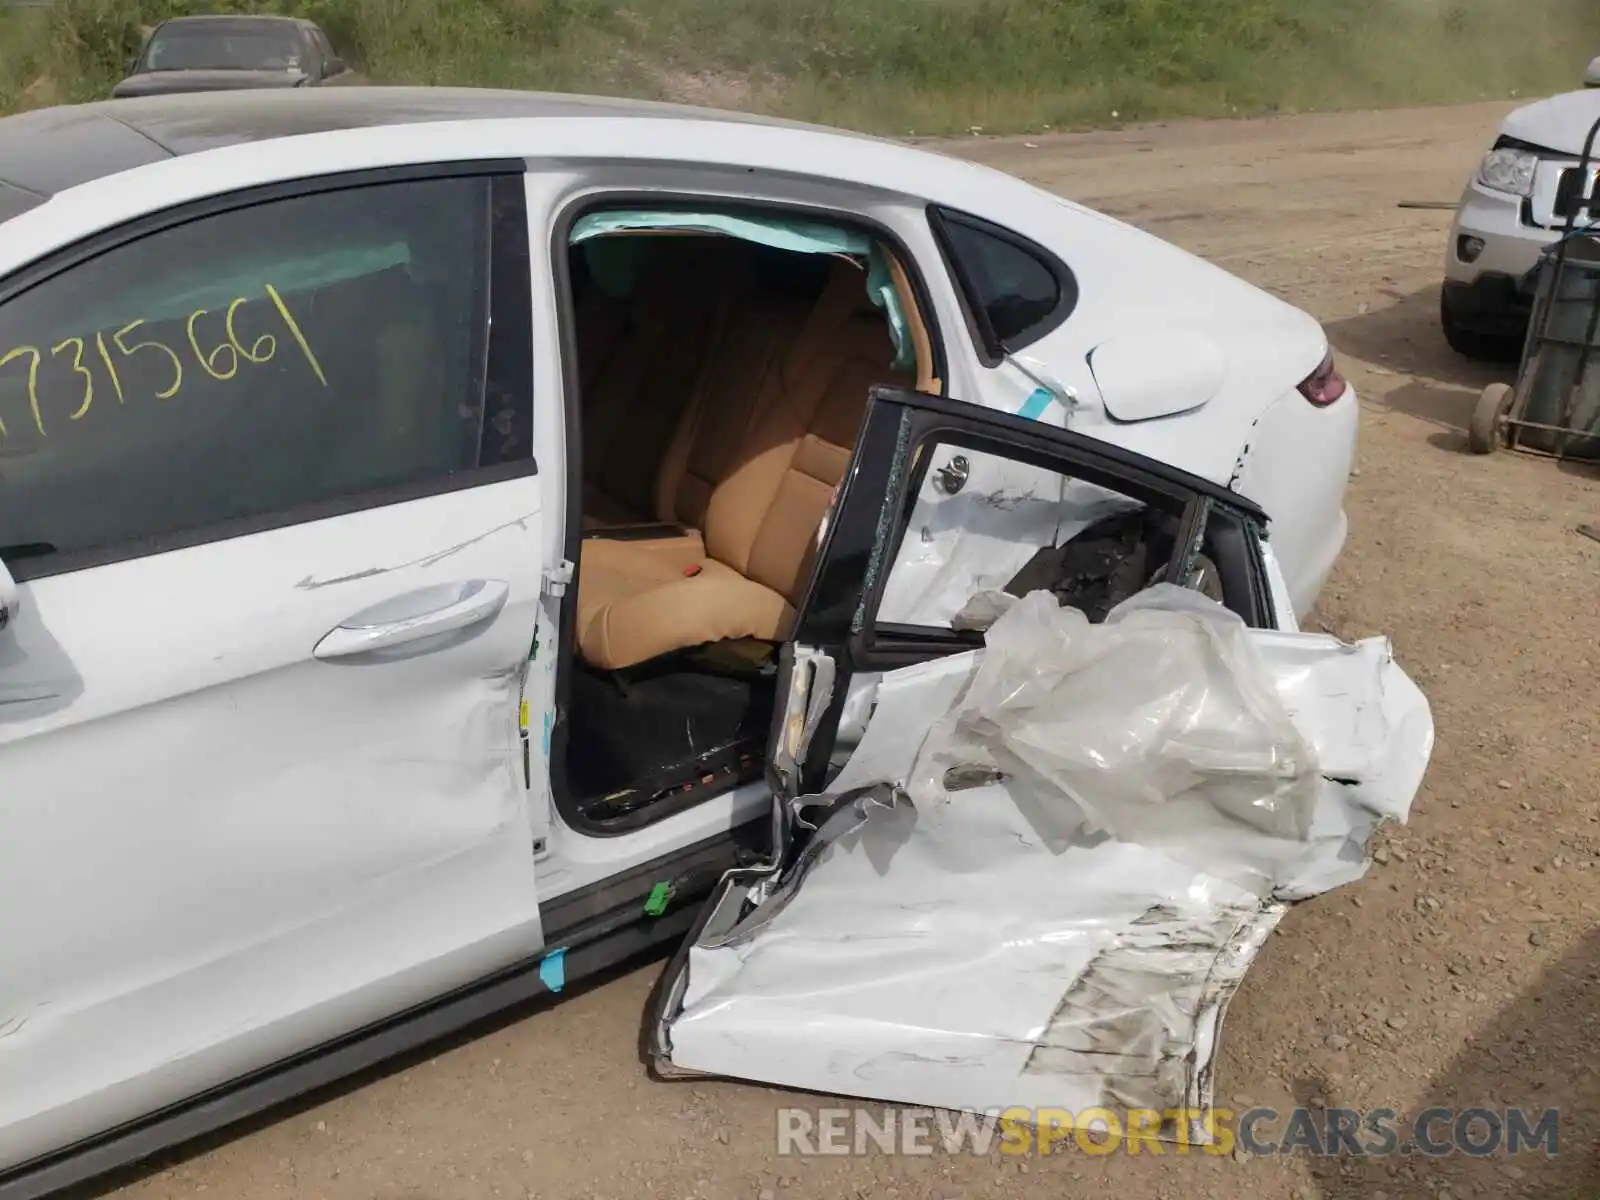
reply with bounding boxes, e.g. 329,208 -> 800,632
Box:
0,89 -> 1424,1197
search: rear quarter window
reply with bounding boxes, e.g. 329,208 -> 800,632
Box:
930,207 -> 1077,361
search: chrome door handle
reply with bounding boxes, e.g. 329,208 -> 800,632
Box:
313,579 -> 510,660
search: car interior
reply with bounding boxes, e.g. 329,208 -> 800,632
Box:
552,208 -> 1231,835
553,211 -> 936,830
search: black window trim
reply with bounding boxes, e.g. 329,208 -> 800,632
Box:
793,386 -> 1273,659
926,204 -> 1079,366
0,159 -> 536,584
543,183 -> 949,838
789,386 -> 1274,792
843,424 -> 1212,664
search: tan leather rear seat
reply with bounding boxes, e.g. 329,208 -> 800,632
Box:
576,236 -> 743,529
649,274 -> 819,529
576,256 -> 913,670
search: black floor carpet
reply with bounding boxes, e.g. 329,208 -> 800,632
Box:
565,661 -> 775,820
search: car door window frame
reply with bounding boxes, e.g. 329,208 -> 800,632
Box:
0,159 -> 535,583
785,386 -> 1276,790
926,205 -> 1079,366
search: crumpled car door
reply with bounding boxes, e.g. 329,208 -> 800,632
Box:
646,387 -> 1433,1137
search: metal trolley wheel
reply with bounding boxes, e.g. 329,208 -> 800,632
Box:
1468,382 -> 1515,454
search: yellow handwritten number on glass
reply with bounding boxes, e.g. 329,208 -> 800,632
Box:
187,309 -> 239,381
264,285 -> 327,387
51,337 -> 95,420
94,332 -> 124,403
0,345 -> 44,437
224,297 -> 276,364
113,320 -> 182,400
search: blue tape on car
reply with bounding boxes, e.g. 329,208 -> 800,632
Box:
1017,388 -> 1053,420
542,711 -> 553,756
539,947 -> 566,993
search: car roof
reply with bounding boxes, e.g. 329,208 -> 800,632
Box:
153,14 -> 308,28
0,88 -> 858,220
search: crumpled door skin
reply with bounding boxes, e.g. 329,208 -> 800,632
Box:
660,585 -> 1434,1133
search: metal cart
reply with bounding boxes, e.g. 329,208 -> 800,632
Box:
1469,112 -> 1600,459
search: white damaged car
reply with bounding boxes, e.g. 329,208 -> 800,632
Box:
0,88 -> 1427,1197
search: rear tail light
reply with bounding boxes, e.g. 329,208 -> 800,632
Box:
1297,350 -> 1348,407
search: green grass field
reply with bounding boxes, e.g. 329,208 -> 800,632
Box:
2,0 -> 1596,132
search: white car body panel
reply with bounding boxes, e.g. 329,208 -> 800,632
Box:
660,588 -> 1434,1126
1088,327 -> 1228,423
0,482 -> 548,1170
1501,87 -> 1600,157
0,101 -> 1346,615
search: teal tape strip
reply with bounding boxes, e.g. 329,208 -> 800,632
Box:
1017,388 -> 1053,421
539,947 -> 566,993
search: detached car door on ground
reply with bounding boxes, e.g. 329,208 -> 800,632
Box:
0,165 -> 549,1168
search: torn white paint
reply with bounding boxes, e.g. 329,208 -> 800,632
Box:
659,585 -> 1433,1129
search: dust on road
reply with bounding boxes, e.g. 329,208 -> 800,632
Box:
111,101 -> 1599,1200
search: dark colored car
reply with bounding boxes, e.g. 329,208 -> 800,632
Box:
110,15 -> 351,99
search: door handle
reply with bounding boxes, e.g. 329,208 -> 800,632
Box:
313,579 -> 510,660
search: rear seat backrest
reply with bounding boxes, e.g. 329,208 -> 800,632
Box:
652,282 -> 816,529
571,252 -> 917,671
581,237 -> 743,521
702,258 -> 913,604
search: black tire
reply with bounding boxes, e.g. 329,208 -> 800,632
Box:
1440,289 -> 1523,363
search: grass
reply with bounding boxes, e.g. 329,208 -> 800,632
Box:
0,0 -> 1596,133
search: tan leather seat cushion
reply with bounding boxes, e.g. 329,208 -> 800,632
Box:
576,533 -> 794,669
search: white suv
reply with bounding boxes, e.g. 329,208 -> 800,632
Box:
1441,63 -> 1600,360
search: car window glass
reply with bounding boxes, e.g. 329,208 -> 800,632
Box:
875,440 -> 1171,629
0,175 -> 530,569
143,27 -> 304,71
935,210 -> 1070,353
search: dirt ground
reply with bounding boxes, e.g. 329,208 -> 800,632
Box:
108,101 -> 1598,1200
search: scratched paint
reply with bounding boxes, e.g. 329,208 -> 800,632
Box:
295,511 -> 538,589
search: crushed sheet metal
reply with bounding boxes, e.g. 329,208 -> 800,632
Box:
661,585 -> 1433,1132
